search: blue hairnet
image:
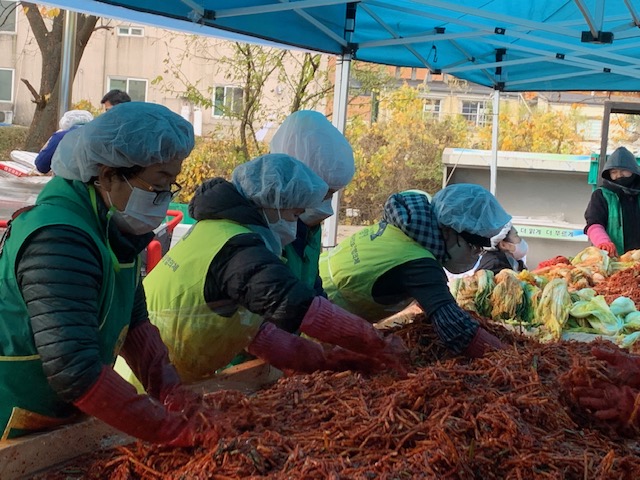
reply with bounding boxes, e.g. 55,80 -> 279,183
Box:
52,102 -> 194,182
431,183 -> 512,238
232,153 -> 328,210
270,110 -> 354,191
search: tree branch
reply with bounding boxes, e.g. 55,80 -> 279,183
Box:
21,78 -> 47,107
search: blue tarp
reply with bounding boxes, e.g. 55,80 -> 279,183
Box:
40,0 -> 640,92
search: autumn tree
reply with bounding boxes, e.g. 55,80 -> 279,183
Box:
20,4 -> 98,151
342,85 -> 468,223
476,103 -> 585,154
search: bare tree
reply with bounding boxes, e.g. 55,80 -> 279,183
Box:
20,3 -> 98,151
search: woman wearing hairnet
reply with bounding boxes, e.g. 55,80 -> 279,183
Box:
142,154 -> 407,383
270,110 -> 355,292
319,184 -> 509,357
35,109 -> 94,174
0,102 -> 205,446
476,222 -> 528,274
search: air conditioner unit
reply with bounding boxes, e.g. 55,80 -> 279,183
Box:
0,110 -> 13,125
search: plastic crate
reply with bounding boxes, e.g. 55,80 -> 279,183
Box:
166,202 -> 196,224
588,153 -> 640,185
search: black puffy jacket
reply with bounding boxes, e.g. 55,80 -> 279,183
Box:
189,178 -> 315,333
16,195 -> 152,402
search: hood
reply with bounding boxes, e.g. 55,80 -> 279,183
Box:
188,177 -> 268,227
602,147 -> 640,195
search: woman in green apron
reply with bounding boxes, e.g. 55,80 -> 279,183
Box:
143,154 -> 407,384
0,102 -> 203,446
270,110 -> 355,291
319,185 -> 510,358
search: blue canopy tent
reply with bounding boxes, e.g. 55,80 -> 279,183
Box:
40,0 -> 640,244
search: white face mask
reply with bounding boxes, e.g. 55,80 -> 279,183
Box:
267,210 -> 298,247
299,199 -> 334,226
108,180 -> 171,235
511,239 -> 528,261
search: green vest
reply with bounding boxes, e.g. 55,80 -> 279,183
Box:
600,187 -> 640,254
319,223 -> 435,322
283,225 -> 322,289
0,178 -> 137,439
143,219 -> 263,383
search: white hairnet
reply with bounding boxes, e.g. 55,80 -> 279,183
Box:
270,110 -> 355,191
432,183 -> 512,238
232,153 -> 328,210
489,221 -> 513,249
52,102 -> 194,182
59,110 -> 94,131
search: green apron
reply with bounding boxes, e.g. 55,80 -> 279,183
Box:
143,219 -> 263,384
319,223 -> 435,322
283,225 -> 322,289
0,178 -> 137,439
600,187 -> 640,254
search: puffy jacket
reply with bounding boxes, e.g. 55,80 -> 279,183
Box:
189,178 -> 315,332
13,179 -> 152,402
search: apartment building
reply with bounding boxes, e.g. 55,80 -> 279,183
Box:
0,3 -> 324,136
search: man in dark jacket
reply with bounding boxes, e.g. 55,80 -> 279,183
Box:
584,146 -> 640,257
142,154 -> 407,384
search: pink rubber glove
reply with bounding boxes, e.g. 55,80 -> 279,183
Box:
587,224 -> 618,257
299,297 -> 409,376
247,322 -> 385,375
119,320 -> 181,402
461,327 -> 506,358
573,382 -> 640,431
592,346 -> 640,388
74,367 -> 205,446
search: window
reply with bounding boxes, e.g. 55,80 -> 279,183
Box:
461,100 -> 488,126
108,77 -> 147,102
213,86 -> 243,117
0,0 -> 17,34
423,99 -> 441,119
117,25 -> 144,37
578,119 -> 602,141
0,68 -> 14,102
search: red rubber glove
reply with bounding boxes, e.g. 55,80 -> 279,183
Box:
461,327 -> 506,358
299,297 -> 409,376
247,321 -> 385,375
74,366 -> 205,446
536,255 -> 571,269
592,346 -> 640,388
597,242 -> 618,258
573,382 -> 640,430
119,320 -> 181,402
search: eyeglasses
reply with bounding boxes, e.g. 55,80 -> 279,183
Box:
128,175 -> 182,205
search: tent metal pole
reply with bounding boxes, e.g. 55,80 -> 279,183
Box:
322,53 -> 352,250
490,89 -> 499,195
58,9 -> 77,117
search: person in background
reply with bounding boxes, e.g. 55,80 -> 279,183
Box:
476,222 -> 528,274
101,89 -> 132,111
584,146 -> 640,257
0,102 -> 206,446
35,110 -> 94,174
319,184 -> 510,358
269,110 -> 355,292
141,154 -> 407,384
